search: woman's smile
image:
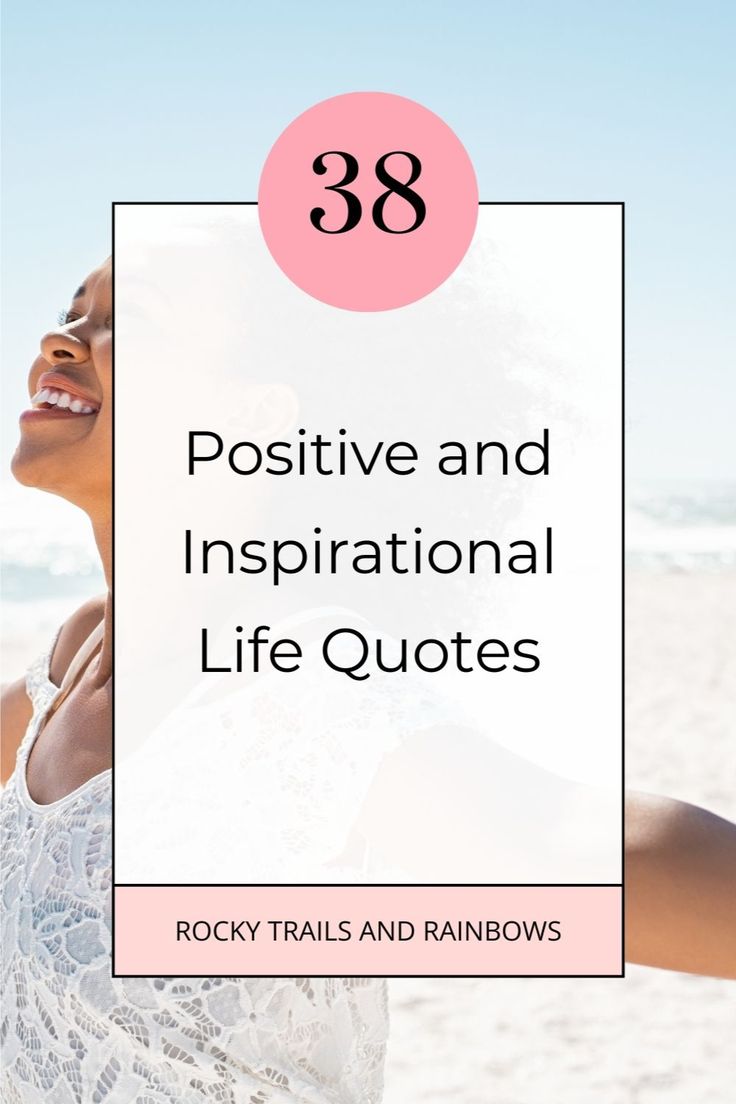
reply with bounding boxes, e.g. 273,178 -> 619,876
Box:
21,369 -> 100,422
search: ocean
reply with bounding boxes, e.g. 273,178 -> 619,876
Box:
626,478 -> 736,571
2,477 -> 735,675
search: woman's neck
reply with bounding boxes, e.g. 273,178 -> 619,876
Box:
92,512 -> 113,683
92,512 -> 112,590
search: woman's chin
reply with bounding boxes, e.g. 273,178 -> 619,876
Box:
11,444 -> 87,503
13,410 -> 108,490
9,446 -> 37,488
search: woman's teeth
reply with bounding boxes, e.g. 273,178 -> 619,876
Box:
32,388 -> 97,414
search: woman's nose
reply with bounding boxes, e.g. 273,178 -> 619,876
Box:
40,329 -> 89,364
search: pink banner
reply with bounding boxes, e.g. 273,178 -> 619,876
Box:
114,885 -> 622,976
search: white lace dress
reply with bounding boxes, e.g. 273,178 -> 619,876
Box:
0,640 -> 389,1104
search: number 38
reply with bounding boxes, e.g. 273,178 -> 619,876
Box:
310,150 -> 426,235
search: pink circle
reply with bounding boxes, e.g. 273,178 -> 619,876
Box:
258,92 -> 478,312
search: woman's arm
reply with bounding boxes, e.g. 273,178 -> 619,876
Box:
356,733 -> 736,978
0,595 -> 105,787
625,791 -> 736,979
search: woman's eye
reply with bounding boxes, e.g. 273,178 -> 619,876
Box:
56,309 -> 70,326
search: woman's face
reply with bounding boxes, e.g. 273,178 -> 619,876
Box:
12,259 -> 112,514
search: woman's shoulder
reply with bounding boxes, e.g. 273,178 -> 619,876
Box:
0,599 -> 101,786
48,595 -> 106,687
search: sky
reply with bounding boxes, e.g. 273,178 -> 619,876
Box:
2,0 -> 734,484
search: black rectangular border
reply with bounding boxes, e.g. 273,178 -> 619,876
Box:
111,200 -> 625,979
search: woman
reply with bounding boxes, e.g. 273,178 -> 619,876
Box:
1,259 -> 389,1104
1,259 -> 734,1103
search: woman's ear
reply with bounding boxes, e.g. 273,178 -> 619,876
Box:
224,383 -> 300,442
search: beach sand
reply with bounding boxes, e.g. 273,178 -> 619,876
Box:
384,570 -> 736,1102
